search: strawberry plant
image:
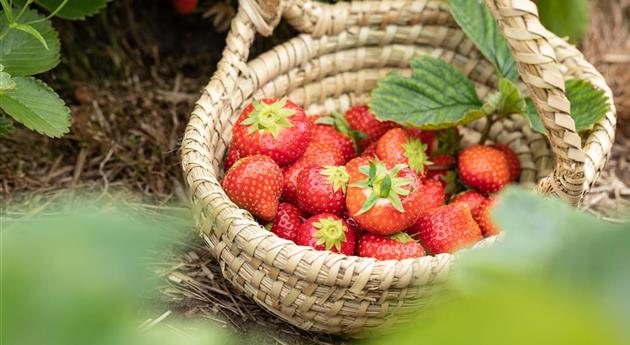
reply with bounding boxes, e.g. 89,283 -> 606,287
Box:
369,0 -> 609,143
0,0 -> 109,138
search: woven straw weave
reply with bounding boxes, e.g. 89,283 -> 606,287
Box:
181,0 -> 617,335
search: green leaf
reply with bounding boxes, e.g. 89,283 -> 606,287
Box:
369,56 -> 484,130
523,79 -> 608,134
538,0 -> 589,43
0,112 -> 15,137
0,76 -> 70,137
483,78 -> 526,117
0,9 -> 60,76
447,0 -> 518,80
0,0 -> 13,21
0,64 -> 17,91
565,79 -> 609,132
35,0 -> 109,20
523,98 -> 546,134
11,23 -> 49,50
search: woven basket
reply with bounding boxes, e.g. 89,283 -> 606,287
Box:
181,0 -> 617,335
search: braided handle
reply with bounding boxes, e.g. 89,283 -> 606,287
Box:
185,0 -> 588,205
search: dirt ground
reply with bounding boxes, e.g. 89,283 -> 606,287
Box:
1,1 -> 629,344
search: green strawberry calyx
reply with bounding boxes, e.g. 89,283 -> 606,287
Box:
320,165 -> 350,194
350,160 -> 414,215
402,138 -> 433,175
313,217 -> 348,252
242,98 -> 295,138
315,111 -> 367,151
389,232 -> 414,243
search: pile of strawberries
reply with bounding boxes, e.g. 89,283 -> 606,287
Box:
222,98 -> 520,260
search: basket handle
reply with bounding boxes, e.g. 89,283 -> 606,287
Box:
194,0 -> 587,205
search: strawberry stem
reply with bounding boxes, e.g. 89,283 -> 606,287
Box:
313,217 -> 348,252
350,160 -> 414,215
321,166 -> 350,194
241,98 -> 295,138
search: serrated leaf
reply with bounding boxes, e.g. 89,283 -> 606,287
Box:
538,0 -> 589,43
524,98 -> 546,134
565,79 -> 609,132
12,23 -> 49,50
523,79 -> 608,134
484,78 -> 526,117
36,0 -> 109,20
0,76 -> 70,137
0,9 -> 60,76
0,112 -> 15,137
0,64 -> 16,91
447,0 -> 518,80
369,56 -> 484,130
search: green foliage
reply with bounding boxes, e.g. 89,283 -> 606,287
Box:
34,0 -> 110,20
538,0 -> 589,43
2,195 -> 235,345
0,0 -> 109,138
447,0 -> 518,80
362,187 -> 630,345
0,112 -> 14,136
0,76 -> 70,137
524,79 -> 609,134
0,8 -> 61,76
482,78 -> 526,117
369,56 -> 484,129
524,97 -> 546,134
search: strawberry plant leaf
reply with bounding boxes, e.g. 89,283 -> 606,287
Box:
483,78 -> 526,117
0,64 -> 16,91
447,0 -> 518,80
0,9 -> 60,76
0,76 -> 70,137
538,0 -> 589,43
35,0 -> 109,20
369,56 -> 484,130
565,79 -> 609,132
523,79 -> 608,134
12,23 -> 49,50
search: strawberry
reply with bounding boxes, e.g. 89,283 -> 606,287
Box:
429,154 -> 456,170
458,145 -> 511,193
493,144 -> 520,182
282,142 -> 345,203
473,198 -> 500,237
296,213 -> 356,255
172,0 -> 198,15
222,155 -> 283,221
232,98 -> 312,167
224,146 -> 242,171
358,232 -> 426,260
311,124 -> 356,162
297,165 -> 349,215
451,191 -> 487,214
341,212 -> 363,235
361,141 -> 378,159
404,180 -> 446,237
344,105 -> 397,149
376,128 -> 431,177
269,203 -> 302,241
407,128 -> 438,153
415,203 -> 483,254
346,159 -> 422,235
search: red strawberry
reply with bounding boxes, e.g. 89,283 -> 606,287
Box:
172,0 -> 198,14
345,159 -> 423,235
451,191 -> 487,214
312,112 -> 366,161
416,203 -> 483,254
282,142 -> 345,203
232,98 -> 312,167
341,212 -> 363,235
493,144 -> 520,182
224,146 -> 242,171
269,203 -> 302,241
308,114 -> 327,124
297,165 -> 349,215
404,180 -> 446,237
473,198 -> 500,237
429,154 -> 456,170
358,232 -> 426,260
458,145 -> 511,193
296,213 -> 356,255
376,128 -> 431,177
407,128 -> 438,152
222,155 -> 283,221
344,105 -> 397,149
311,125 -> 356,162
361,141 -> 378,159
